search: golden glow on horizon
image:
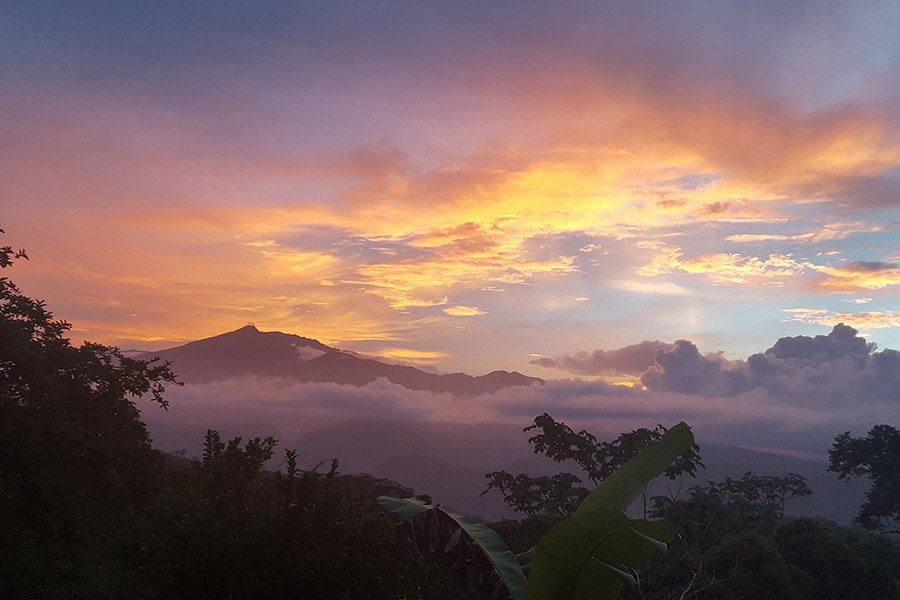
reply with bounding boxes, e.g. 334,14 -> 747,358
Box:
377,347 -> 449,362
442,305 -> 485,317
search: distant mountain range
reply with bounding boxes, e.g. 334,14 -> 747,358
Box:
143,416 -> 868,523
136,326 -> 868,524
141,325 -> 542,395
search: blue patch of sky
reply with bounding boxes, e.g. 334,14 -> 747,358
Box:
785,293 -> 900,356
273,227 -> 431,263
666,172 -> 723,192
829,233 -> 899,265
519,231 -> 598,257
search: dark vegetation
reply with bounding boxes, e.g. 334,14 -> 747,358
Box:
1,229 -> 898,599
830,425 -> 900,534
478,412 -> 900,599
0,232 -> 459,599
484,414 -> 704,518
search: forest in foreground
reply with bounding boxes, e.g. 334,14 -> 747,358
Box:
2,232 -> 900,600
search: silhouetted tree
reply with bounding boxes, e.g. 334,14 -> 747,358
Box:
652,472 -> 812,521
830,425 -> 900,534
0,227 -> 178,596
645,474 -> 832,600
484,413 -> 703,517
775,518 -> 900,600
481,471 -> 587,517
0,229 -> 459,599
143,432 -> 460,599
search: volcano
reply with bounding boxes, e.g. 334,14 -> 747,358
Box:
142,325 -> 542,395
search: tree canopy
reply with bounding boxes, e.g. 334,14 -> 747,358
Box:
0,229 -> 459,599
1,228 -> 178,595
830,425 -> 900,534
484,413 -> 703,517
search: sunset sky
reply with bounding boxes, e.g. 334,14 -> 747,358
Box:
4,1 -> 900,378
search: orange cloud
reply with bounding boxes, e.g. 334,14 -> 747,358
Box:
726,222 -> 884,244
443,305 -> 485,317
638,246 -> 807,285
811,262 -> 900,292
376,347 -> 449,363
783,308 -> 900,329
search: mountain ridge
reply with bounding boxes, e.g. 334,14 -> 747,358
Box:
142,325 -> 543,395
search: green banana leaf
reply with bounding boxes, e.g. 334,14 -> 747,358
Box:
377,496 -> 528,600
376,495 -> 431,519
527,506 -> 676,600
577,421 -> 695,514
527,422 -> 693,600
517,547 -> 534,575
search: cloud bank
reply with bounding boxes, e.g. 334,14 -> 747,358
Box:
539,324 -> 900,407
641,324 -> 900,406
140,325 -> 900,457
531,341 -> 675,375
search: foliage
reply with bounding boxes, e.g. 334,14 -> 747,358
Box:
830,425 -> 900,533
642,473 -> 813,599
640,471 -> 900,600
377,496 -> 529,600
142,434 -> 459,600
527,422 -> 693,600
0,229 -> 459,599
0,226 -> 27,267
527,414 -> 703,486
481,472 -> 588,517
491,514 -> 565,555
484,414 -> 703,518
6,227 -> 897,599
382,422 -> 696,600
0,229 -> 179,597
651,472 -> 812,523
775,518 -> 900,600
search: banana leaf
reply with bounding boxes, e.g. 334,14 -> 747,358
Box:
527,422 -> 693,600
577,421 -> 694,514
378,496 -> 528,600
527,506 -> 676,600
376,495 -> 431,519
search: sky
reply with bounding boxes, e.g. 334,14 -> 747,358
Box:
3,0 -> 900,383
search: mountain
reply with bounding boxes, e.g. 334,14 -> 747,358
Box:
142,325 -> 542,394
136,327 -> 866,524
